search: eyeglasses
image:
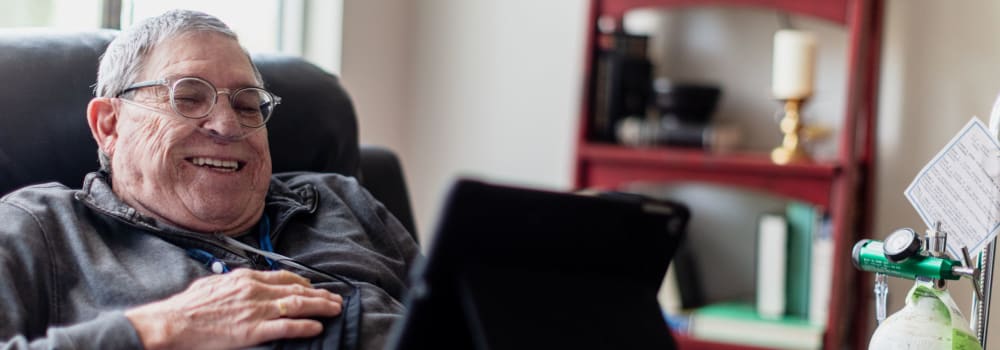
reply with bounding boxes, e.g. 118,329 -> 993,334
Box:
118,76 -> 282,128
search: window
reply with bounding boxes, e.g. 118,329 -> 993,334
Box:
0,0 -> 101,28
123,0 -> 285,54
120,0 -> 340,73
0,0 -> 341,73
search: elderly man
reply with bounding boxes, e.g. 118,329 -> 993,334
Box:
0,9 -> 418,350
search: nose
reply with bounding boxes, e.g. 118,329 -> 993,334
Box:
198,94 -> 245,142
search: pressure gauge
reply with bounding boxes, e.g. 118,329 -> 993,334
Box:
883,228 -> 922,263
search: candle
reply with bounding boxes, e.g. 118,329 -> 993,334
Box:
772,29 -> 817,100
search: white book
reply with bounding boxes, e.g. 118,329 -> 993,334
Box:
809,216 -> 833,326
756,213 -> 788,320
657,263 -> 683,315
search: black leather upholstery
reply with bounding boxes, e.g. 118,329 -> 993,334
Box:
0,29 -> 116,194
358,145 -> 416,235
0,29 -> 416,238
253,53 -> 359,177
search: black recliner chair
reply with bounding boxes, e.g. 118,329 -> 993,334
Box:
0,29 -> 417,239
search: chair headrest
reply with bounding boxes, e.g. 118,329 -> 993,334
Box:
254,53 -> 359,177
0,29 -> 360,196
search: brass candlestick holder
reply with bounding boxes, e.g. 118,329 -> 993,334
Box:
770,99 -> 811,165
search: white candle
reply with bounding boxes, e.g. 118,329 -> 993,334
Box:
772,29 -> 817,100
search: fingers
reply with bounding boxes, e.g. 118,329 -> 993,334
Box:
232,268 -> 311,287
254,319 -> 325,341
225,269 -> 341,301
271,295 -> 343,318
273,282 -> 344,303
225,269 -> 343,318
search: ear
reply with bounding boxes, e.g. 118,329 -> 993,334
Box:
87,97 -> 119,157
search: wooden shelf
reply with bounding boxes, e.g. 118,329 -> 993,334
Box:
597,0 -> 850,24
673,332 -> 776,350
577,143 -> 839,206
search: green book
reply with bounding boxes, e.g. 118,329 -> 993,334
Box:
785,200 -> 815,319
690,302 -> 824,349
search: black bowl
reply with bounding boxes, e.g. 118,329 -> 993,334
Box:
653,80 -> 722,125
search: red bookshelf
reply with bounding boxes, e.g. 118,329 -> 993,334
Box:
674,333 -> 776,350
574,0 -> 883,349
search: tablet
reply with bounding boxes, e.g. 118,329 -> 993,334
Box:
386,179 -> 689,349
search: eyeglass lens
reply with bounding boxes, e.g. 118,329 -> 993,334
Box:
171,78 -> 276,128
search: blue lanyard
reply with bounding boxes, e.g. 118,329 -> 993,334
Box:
257,215 -> 278,269
186,215 -> 275,274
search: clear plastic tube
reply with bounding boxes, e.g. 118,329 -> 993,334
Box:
875,272 -> 888,324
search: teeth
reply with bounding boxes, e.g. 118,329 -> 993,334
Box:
190,157 -> 239,171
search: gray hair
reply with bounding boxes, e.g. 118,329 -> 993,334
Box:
98,149 -> 112,174
95,9 -> 263,98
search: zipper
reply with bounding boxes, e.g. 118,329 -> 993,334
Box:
75,177 -> 316,265
78,196 -> 254,262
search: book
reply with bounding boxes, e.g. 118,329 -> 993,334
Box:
785,200 -> 815,319
590,32 -> 651,142
690,302 -> 824,350
672,242 -> 705,310
755,213 -> 787,320
615,117 -> 742,152
657,241 -> 704,317
808,215 -> 833,326
657,258 -> 684,315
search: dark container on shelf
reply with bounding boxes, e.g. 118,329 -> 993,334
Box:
654,79 -> 722,125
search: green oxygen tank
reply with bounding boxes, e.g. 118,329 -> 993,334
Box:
852,227 -> 984,349
868,280 -> 981,350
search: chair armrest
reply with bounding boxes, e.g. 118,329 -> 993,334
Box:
359,145 -> 417,243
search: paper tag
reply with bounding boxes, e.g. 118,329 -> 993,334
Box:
904,117 -> 1000,258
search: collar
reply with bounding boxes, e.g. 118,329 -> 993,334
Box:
74,171 -> 317,239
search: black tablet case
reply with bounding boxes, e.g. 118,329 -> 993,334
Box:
387,179 -> 689,350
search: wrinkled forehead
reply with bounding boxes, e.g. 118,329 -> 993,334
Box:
139,31 -> 261,88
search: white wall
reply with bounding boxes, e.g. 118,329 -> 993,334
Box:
404,0 -> 586,238
340,0 -> 412,155
343,0 -> 586,241
342,0 -> 1000,345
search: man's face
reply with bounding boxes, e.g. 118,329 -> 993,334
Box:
107,31 -> 272,234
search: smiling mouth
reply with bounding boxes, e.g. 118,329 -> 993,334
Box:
186,157 -> 246,172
